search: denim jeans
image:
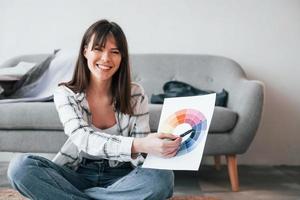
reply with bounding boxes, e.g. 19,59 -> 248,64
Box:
7,154 -> 174,200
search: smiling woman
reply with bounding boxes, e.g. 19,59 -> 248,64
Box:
84,35 -> 122,82
61,19 -> 133,116
83,34 -> 122,130
7,19 -> 182,200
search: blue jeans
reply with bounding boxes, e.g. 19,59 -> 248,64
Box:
7,154 -> 174,200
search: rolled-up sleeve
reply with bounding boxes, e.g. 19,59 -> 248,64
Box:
129,83 -> 151,165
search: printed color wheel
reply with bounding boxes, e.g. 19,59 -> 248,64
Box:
160,109 -> 207,156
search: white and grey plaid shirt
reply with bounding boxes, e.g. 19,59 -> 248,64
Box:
52,83 -> 150,169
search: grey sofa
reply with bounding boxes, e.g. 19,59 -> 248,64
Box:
0,53 -> 264,192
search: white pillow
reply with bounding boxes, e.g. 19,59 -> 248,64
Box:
0,61 -> 36,81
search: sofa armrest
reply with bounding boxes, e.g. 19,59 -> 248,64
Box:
228,79 -> 265,153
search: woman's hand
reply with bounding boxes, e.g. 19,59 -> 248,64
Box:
132,133 -> 182,158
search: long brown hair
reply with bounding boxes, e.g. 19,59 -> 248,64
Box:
60,19 -> 133,115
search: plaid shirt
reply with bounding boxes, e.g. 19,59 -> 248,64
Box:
52,83 -> 150,169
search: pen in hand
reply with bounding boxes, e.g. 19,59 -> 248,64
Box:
163,129 -> 194,141
179,129 -> 194,138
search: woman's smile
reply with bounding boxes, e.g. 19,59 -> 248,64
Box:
96,63 -> 113,70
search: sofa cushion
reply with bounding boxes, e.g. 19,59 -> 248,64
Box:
149,104 -> 238,133
0,102 -> 238,133
0,102 -> 63,130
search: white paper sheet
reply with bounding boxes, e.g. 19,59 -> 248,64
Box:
142,94 -> 216,171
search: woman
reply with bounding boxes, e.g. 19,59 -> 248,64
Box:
7,19 -> 182,200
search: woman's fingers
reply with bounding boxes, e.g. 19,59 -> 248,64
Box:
145,132 -> 182,158
162,137 -> 182,148
158,133 -> 179,140
163,146 -> 180,158
161,138 -> 182,157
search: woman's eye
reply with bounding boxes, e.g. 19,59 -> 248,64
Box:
93,46 -> 103,51
112,51 -> 120,54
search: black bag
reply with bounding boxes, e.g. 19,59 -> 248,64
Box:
150,81 -> 228,107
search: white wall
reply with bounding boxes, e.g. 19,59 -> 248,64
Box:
1,0 -> 299,165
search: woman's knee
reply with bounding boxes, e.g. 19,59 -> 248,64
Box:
155,170 -> 174,190
144,169 -> 174,199
7,154 -> 37,182
147,169 -> 174,183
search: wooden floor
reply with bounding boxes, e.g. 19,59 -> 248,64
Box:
1,162 -> 300,200
174,165 -> 300,200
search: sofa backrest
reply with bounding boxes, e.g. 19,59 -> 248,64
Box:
130,54 -> 247,100
1,53 -> 248,109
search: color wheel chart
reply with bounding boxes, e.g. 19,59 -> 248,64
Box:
143,94 -> 215,170
160,108 -> 207,156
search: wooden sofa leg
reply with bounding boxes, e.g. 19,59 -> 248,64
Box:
214,155 -> 222,170
226,154 -> 239,192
